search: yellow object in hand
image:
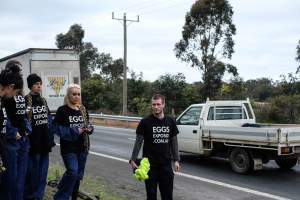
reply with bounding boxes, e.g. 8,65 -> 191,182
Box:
134,158 -> 150,181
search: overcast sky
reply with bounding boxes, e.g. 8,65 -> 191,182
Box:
0,0 -> 299,83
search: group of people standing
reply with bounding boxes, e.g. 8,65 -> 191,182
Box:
0,60 -> 94,200
0,59 -> 181,200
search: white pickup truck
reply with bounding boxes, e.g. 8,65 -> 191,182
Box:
176,98 -> 300,174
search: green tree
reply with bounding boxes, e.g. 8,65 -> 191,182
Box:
56,24 -> 108,80
268,95 -> 300,124
79,42 -> 102,80
152,73 -> 188,116
174,0 -> 237,98
277,73 -> 300,95
102,79 -> 122,114
182,82 -> 203,105
56,24 -> 84,50
81,77 -> 105,110
244,78 -> 274,101
127,71 -> 152,115
132,97 -> 151,116
220,76 -> 246,100
101,58 -> 124,82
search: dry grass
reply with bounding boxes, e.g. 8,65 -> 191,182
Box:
44,164 -> 127,200
91,118 -> 138,129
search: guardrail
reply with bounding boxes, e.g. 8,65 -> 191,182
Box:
89,114 -> 300,128
89,114 -> 142,122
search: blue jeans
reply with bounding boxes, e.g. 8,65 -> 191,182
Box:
54,152 -> 88,200
16,136 -> 30,200
24,153 -> 49,200
0,136 -> 29,200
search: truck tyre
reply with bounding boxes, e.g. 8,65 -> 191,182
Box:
229,148 -> 253,174
275,157 -> 298,170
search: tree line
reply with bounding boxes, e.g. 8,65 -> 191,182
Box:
55,0 -> 300,124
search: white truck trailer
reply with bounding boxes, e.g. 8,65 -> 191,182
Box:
0,48 -> 80,111
176,98 -> 300,174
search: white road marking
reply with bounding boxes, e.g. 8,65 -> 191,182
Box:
128,138 -> 136,141
176,172 -> 290,200
88,150 -> 290,200
55,144 -> 290,200
90,150 -> 129,163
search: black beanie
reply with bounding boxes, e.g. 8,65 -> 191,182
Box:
27,73 -> 42,89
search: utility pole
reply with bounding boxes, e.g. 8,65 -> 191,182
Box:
112,12 -> 139,115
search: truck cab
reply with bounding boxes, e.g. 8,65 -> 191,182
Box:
176,99 -> 255,154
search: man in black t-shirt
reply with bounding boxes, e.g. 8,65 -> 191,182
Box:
130,94 -> 180,200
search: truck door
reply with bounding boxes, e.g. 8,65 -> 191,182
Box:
177,106 -> 202,153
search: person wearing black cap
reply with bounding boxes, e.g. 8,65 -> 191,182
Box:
0,60 -> 32,200
24,73 -> 55,200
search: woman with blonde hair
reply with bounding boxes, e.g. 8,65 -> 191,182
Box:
53,84 -> 94,200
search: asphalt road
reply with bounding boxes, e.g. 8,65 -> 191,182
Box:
50,126 -> 300,200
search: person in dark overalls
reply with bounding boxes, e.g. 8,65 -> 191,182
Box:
0,65 -> 23,184
130,94 -> 181,200
0,60 -> 32,200
0,89 -> 7,184
24,73 -> 55,200
53,84 -> 93,200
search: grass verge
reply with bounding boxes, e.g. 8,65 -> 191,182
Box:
44,163 -> 127,200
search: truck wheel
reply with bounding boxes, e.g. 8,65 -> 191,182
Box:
275,157 -> 298,170
229,148 -> 253,174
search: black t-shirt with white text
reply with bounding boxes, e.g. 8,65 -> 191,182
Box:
0,100 -> 7,153
0,100 -> 7,136
25,94 -> 52,154
3,95 -> 27,136
55,105 -> 87,154
136,114 -> 179,166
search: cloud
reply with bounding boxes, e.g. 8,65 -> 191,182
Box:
0,0 -> 299,83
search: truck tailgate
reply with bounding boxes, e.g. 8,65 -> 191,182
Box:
280,128 -> 300,145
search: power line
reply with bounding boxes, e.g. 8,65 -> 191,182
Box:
112,0 -> 163,14
112,12 -> 140,115
126,0 -> 176,12
123,0 -> 158,10
140,0 -> 194,15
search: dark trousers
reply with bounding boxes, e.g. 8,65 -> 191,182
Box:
0,136 -> 29,200
24,153 -> 49,200
54,152 -> 88,200
145,162 -> 174,200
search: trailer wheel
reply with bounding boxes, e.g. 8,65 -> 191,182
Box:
275,157 -> 298,170
229,148 -> 253,174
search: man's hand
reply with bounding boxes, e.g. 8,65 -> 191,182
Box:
129,160 -> 138,170
174,161 -> 181,172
